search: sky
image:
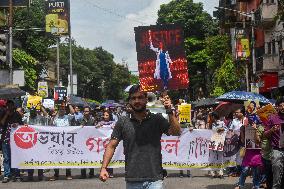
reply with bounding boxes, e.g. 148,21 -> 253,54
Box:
70,0 -> 219,72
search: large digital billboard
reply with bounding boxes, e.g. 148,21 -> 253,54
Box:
135,24 -> 189,92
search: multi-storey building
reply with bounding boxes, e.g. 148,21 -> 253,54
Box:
216,0 -> 283,97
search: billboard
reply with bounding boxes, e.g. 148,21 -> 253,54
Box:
134,24 -> 189,92
235,28 -> 250,60
45,0 -> 70,36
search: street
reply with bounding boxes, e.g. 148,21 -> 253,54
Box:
0,169 -> 253,189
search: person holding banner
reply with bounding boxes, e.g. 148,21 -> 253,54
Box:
99,85 -> 181,189
264,98 -> 284,189
49,103 -> 75,181
235,118 -> 262,189
26,106 -> 50,181
80,106 -> 96,179
0,100 -> 23,183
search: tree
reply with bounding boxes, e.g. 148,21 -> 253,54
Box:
157,0 -> 218,39
13,0 -> 57,61
157,0 -> 220,100
211,54 -> 244,97
48,42 -> 131,101
13,48 -> 38,91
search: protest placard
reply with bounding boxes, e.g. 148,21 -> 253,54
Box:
178,104 -> 191,123
256,104 -> 277,124
245,126 -> 260,149
54,86 -> 67,105
280,124 -> 284,148
38,82 -> 48,98
26,95 -> 42,110
244,100 -> 259,115
42,99 -> 54,109
209,131 -> 226,151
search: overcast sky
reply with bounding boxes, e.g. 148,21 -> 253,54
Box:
70,0 -> 219,72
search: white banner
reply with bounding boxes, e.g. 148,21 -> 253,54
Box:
11,126 -> 237,170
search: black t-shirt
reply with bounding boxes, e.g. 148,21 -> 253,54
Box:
111,112 -> 170,182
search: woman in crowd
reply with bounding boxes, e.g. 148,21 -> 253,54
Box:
96,110 -> 116,177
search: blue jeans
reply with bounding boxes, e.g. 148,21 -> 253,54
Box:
237,166 -> 261,188
126,180 -> 164,189
2,142 -> 20,178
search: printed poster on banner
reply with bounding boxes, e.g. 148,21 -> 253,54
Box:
178,104 -> 191,123
245,126 -> 260,149
209,131 -> 227,151
244,100 -> 260,115
45,0 -> 70,36
11,127 -> 236,170
134,24 -> 189,92
54,86 -> 67,105
280,124 -> 284,149
38,82 -> 48,98
256,104 -> 277,124
26,95 -> 42,110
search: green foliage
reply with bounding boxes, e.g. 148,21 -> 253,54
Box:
48,42 -> 131,101
211,54 -> 243,97
13,48 -> 38,91
130,74 -> 139,84
157,0 -> 218,39
13,0 -> 57,61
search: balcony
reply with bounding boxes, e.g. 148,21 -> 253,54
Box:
262,53 -> 279,71
259,2 -> 278,28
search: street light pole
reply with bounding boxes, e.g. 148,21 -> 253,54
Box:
215,7 -> 256,91
8,0 -> 13,85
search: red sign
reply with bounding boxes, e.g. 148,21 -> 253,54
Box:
14,126 -> 38,149
258,72 -> 278,93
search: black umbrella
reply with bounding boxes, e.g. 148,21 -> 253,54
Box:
69,95 -> 88,107
194,98 -> 219,109
0,86 -> 26,99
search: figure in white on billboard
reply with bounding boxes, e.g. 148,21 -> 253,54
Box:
149,30 -> 172,89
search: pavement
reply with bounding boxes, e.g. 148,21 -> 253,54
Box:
0,168 -> 253,189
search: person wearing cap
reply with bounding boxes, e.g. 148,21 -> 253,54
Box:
99,85 -> 181,189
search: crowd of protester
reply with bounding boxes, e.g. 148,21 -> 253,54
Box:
0,96 -> 283,189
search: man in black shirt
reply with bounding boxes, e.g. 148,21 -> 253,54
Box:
99,85 -> 181,189
0,100 -> 23,183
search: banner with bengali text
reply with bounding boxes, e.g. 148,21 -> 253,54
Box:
11,126 -> 237,170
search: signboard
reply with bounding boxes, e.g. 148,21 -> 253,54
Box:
54,86 -> 67,105
38,81 -> 48,98
45,0 -> 70,36
0,0 -> 28,7
250,83 -> 259,94
235,29 -> 250,60
178,104 -> 191,123
245,126 -> 260,149
134,24 -> 189,92
11,127 -> 236,169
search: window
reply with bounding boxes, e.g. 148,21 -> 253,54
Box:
272,40 -> 276,54
267,42 -> 272,54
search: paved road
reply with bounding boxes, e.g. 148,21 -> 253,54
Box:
0,169 -> 253,189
